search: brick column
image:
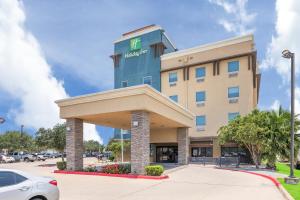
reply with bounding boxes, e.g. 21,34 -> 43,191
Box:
66,118 -> 83,171
177,128 -> 189,165
130,111 -> 150,174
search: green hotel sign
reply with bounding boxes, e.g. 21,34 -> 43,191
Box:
130,37 -> 141,51
125,37 -> 148,58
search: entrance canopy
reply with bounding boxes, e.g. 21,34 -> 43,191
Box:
56,85 -> 194,129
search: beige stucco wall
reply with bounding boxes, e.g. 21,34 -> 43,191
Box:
150,128 -> 178,143
161,56 -> 257,139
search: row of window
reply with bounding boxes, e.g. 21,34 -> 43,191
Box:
196,112 -> 239,126
121,76 -> 152,87
169,87 -> 240,103
169,60 -> 240,83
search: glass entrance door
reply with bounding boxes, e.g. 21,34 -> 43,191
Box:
156,146 -> 178,163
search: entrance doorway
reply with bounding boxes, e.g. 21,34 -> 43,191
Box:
156,146 -> 178,163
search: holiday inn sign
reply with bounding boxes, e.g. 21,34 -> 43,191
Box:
125,37 -> 147,58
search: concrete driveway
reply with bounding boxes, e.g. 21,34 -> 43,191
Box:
0,159 -> 284,200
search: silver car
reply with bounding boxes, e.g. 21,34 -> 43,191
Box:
0,169 -> 59,200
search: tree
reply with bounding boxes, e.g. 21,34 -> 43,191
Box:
84,140 -> 101,153
50,123 -> 66,161
0,131 -> 34,153
218,109 -> 300,169
106,139 -> 130,161
35,128 -> 52,151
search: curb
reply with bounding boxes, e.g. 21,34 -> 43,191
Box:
53,170 -> 169,180
217,168 -> 293,200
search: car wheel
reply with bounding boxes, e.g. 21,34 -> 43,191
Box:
24,158 -> 29,162
30,197 -> 44,200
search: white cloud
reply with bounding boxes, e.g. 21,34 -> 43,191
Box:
260,0 -> 300,114
209,0 -> 256,35
270,100 -> 280,111
0,0 -> 102,143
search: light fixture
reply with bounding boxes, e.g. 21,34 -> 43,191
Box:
282,49 -> 293,59
132,121 -> 139,127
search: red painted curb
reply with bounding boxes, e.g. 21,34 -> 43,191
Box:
219,168 -> 280,187
53,170 -> 169,180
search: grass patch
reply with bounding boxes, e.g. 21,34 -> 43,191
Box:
278,178 -> 300,200
276,162 -> 300,178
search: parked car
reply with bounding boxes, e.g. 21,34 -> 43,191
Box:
0,169 -> 59,200
12,152 -> 35,162
32,153 -> 46,161
0,155 -> 15,163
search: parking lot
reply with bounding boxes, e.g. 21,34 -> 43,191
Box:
0,158 -> 285,200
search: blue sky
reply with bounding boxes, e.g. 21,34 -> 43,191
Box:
0,0 -> 298,144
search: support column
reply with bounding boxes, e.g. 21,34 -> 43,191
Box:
177,128 -> 189,165
131,111 -> 150,174
66,118 -> 83,171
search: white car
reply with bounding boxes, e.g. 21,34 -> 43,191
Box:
0,169 -> 59,200
0,155 -> 15,163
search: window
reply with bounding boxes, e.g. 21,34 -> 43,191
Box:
191,147 -> 213,157
196,91 -> 206,102
143,76 -> 152,85
228,87 -> 239,98
169,95 -> 178,102
195,67 -> 205,78
121,81 -> 128,88
228,61 -> 239,73
196,115 -> 206,126
169,72 -> 178,83
228,112 -> 240,122
0,172 -> 27,187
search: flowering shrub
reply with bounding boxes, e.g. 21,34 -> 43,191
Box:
102,163 -> 131,174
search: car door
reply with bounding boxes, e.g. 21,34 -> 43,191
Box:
0,171 -> 32,200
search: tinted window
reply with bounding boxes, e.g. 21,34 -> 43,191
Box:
196,116 -> 206,126
228,112 -> 240,122
0,172 -> 27,187
196,91 -> 205,102
228,61 -> 239,72
169,72 -> 178,83
195,67 -> 205,78
169,95 -> 178,102
121,81 -> 128,88
143,76 -> 152,85
228,87 -> 239,98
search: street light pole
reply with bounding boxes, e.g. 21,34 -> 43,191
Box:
282,50 -> 299,184
290,52 -> 295,178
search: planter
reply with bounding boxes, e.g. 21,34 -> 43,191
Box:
53,170 -> 169,180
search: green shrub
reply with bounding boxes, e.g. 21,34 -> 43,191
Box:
84,165 -> 97,172
108,155 -> 115,162
102,163 -> 131,174
56,161 -> 67,170
145,165 -> 164,176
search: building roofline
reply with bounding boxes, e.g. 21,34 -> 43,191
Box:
55,84 -> 195,119
114,25 -> 162,44
161,34 -> 254,60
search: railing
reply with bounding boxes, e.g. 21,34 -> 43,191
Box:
190,156 -> 240,167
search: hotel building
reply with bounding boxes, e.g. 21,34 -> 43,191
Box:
56,25 -> 260,174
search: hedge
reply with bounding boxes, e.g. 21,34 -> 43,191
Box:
56,161 -> 67,170
145,165 -> 164,176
